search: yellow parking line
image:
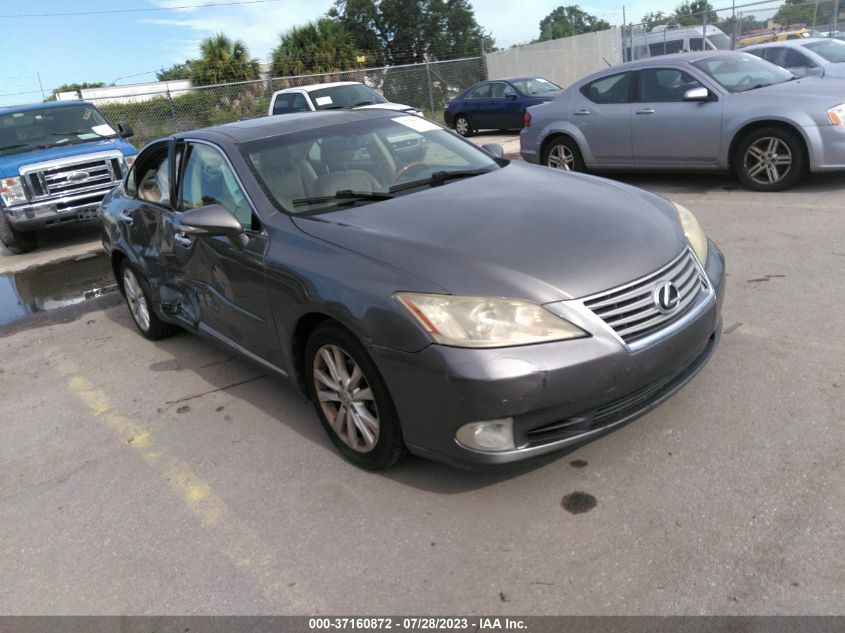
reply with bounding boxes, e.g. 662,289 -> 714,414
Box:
51,351 -> 319,612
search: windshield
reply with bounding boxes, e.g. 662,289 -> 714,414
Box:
244,116 -> 498,214
692,53 -> 795,92
0,104 -> 115,157
707,33 -> 732,50
308,84 -> 388,110
804,39 -> 845,62
510,77 -> 561,95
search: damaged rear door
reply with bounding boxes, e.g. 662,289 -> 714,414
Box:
170,139 -> 277,361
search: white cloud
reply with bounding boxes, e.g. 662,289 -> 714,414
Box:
143,1 -> 329,62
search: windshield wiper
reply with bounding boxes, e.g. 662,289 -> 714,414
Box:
353,100 -> 375,107
389,168 -> 492,193
1,143 -> 49,154
292,190 -> 395,207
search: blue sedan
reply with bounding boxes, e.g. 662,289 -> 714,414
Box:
444,76 -> 562,136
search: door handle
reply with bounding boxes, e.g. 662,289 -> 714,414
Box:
174,232 -> 193,248
574,109 -> 591,115
119,211 -> 134,225
636,108 -> 656,114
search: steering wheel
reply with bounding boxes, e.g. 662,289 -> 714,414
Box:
390,161 -> 431,185
736,74 -> 754,89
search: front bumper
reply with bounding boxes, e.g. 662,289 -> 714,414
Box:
371,242 -> 725,468
3,188 -> 113,230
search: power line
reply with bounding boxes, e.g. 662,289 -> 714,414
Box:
0,0 -> 287,19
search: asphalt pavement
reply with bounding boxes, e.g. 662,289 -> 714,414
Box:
1,139 -> 844,615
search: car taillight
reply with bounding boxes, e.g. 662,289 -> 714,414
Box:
523,111 -> 532,128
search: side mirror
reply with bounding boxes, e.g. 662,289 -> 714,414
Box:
683,87 -> 712,102
481,142 -> 504,158
504,92 -> 519,100
178,204 -> 248,249
117,122 -> 134,138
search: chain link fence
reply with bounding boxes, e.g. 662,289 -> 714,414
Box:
622,0 -> 844,61
73,57 -> 484,149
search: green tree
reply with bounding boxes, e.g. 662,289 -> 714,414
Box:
189,33 -> 260,86
640,11 -> 669,30
271,18 -> 360,76
537,5 -> 611,41
156,62 -> 191,81
329,0 -> 487,64
772,0 -> 824,27
672,0 -> 719,26
47,82 -> 106,101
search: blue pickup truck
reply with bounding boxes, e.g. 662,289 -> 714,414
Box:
0,101 -> 137,253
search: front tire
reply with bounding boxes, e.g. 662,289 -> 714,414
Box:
120,261 -> 178,340
543,137 -> 585,172
0,214 -> 37,254
734,127 -> 805,191
305,322 -> 407,470
454,114 -> 473,137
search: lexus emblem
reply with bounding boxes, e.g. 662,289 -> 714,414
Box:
66,170 -> 90,183
654,282 -> 680,313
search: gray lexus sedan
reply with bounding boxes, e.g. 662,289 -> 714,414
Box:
101,110 -> 725,470
520,51 -> 845,191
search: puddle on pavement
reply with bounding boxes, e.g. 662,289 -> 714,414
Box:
0,252 -> 117,327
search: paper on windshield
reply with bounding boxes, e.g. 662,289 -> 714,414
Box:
391,116 -> 439,133
92,124 -> 116,136
536,78 -> 551,83
314,96 -> 333,106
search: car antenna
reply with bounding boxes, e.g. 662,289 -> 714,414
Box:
601,56 -> 611,67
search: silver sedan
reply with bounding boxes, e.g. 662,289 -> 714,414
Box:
520,51 -> 845,191
743,37 -> 845,79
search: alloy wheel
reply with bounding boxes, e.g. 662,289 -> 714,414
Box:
123,268 -> 151,332
313,344 -> 380,453
743,136 -> 792,186
455,117 -> 469,136
547,144 -> 575,171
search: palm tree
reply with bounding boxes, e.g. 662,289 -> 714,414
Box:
190,33 -> 260,86
271,19 -> 360,77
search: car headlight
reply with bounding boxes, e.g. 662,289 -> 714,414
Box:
395,292 -> 587,348
827,103 -> 845,125
674,202 -> 708,264
0,177 -> 27,207
125,155 -> 137,167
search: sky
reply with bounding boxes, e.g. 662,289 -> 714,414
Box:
0,0 -> 671,106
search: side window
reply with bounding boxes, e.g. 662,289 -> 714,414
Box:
782,48 -> 816,69
178,143 -> 256,230
689,37 -> 704,51
665,39 -> 684,54
124,166 -> 138,197
134,148 -> 170,205
580,73 -> 632,104
292,93 -> 310,112
489,82 -> 507,98
641,68 -> 704,102
466,84 -> 490,99
764,47 -> 786,64
272,94 -> 294,115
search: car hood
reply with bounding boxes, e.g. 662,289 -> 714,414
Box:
748,76 -> 845,98
292,162 -> 687,303
0,138 -> 136,179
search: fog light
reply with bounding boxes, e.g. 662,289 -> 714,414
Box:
455,418 -> 515,452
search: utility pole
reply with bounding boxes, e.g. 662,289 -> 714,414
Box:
833,0 -> 840,35
731,0 -> 737,49
622,6 -> 627,62
36,72 -> 45,101
812,0 -> 819,31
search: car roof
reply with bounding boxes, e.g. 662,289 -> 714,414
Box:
273,81 -> 361,94
742,37 -> 833,50
0,101 -> 96,116
178,109 -> 402,144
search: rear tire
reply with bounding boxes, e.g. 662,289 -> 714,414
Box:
0,214 -> 37,254
734,127 -> 805,192
305,322 -> 407,470
120,260 -> 178,340
543,137 -> 585,172
454,114 -> 473,137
